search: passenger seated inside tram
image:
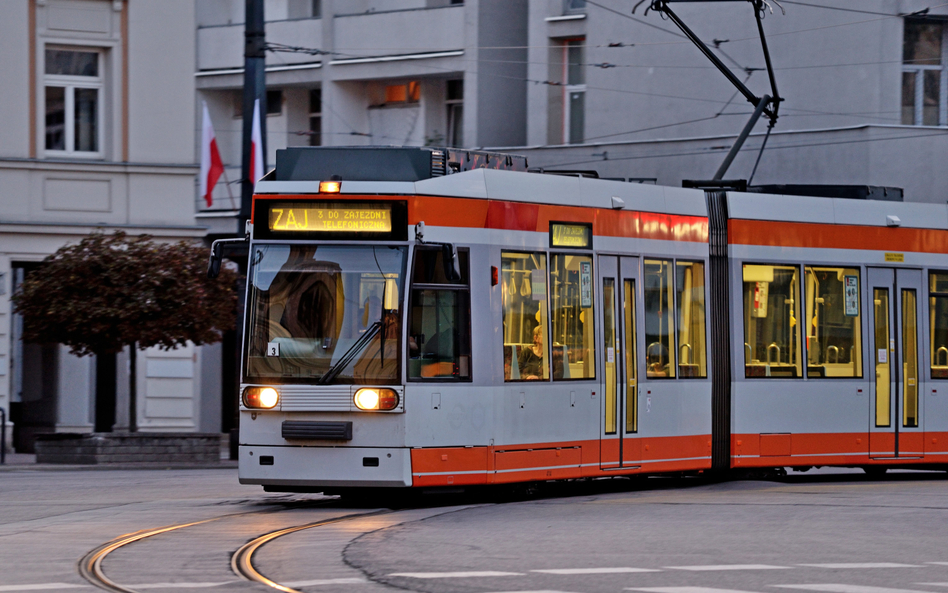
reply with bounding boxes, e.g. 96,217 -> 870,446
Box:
518,325 -> 545,380
646,342 -> 669,377
504,346 -> 513,381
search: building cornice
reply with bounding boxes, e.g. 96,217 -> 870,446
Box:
0,158 -> 198,175
0,220 -> 208,237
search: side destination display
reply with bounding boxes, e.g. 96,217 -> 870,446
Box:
254,200 -> 408,241
550,222 -> 592,249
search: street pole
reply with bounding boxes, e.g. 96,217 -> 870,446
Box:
240,0 -> 267,225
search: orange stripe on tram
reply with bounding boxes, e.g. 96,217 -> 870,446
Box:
729,219 -> 948,253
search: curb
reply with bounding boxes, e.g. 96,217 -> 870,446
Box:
0,459 -> 238,472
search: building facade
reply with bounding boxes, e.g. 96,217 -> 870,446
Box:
0,0 -> 216,452
196,0 -> 948,215
6,0 -> 942,452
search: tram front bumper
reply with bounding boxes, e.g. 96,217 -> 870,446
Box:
238,445 -> 412,488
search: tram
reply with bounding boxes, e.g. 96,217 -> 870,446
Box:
211,146 -> 948,492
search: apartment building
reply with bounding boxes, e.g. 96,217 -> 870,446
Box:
196,0 -> 529,229
197,0 -> 948,212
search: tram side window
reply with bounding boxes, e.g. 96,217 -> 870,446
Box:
407,247 -> 471,380
503,252 -> 549,381
804,266 -> 862,378
929,271 -> 948,378
676,261 -> 707,378
551,253 -> 596,380
644,260 -> 676,378
742,264 -> 802,378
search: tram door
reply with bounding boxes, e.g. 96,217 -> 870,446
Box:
599,255 -> 640,469
867,267 -> 925,458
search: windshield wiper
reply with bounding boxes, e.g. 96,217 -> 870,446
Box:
319,321 -> 382,384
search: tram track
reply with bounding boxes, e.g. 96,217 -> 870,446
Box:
230,509 -> 393,593
76,504 -> 392,593
78,516 -> 226,593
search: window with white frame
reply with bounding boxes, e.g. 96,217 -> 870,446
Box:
44,48 -> 102,156
902,19 -> 946,126
564,0 -> 586,13
564,39 -> 585,144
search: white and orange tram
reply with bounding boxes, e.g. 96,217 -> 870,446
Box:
218,147 -> 948,492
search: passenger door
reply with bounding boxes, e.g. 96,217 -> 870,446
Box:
868,267 -> 925,458
599,255 -> 640,469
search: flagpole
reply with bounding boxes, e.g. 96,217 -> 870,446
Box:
219,167 -> 238,211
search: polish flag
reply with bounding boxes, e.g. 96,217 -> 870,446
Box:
199,101 -> 224,207
250,98 -> 265,190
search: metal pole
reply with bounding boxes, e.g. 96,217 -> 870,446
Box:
754,0 -> 781,114
656,2 -> 770,117
240,0 -> 267,224
713,94 -> 771,181
1,406 -> 6,464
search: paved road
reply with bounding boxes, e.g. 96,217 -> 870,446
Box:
0,466 -> 946,593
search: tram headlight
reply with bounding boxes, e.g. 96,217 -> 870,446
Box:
354,388 -> 399,411
243,386 -> 279,409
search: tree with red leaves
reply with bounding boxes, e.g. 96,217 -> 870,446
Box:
12,231 -> 237,432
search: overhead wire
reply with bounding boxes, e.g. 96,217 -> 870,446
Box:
583,0 -> 685,38
778,1 -> 924,17
224,1 -> 948,152
583,71 -> 754,142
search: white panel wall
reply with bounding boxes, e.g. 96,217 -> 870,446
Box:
128,0 -> 196,164
0,2 -> 30,159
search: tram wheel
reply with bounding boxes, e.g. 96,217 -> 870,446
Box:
862,466 -> 888,478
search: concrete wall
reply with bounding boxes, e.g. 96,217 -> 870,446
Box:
519,125 -> 948,203
474,0 -> 528,147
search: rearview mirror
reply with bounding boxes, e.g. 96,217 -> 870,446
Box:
207,237 -> 248,279
207,243 -> 223,279
442,243 -> 461,282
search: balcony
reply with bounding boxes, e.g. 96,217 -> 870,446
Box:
197,18 -> 323,72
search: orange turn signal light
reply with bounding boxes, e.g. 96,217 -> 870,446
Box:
319,180 -> 341,193
354,388 -> 399,411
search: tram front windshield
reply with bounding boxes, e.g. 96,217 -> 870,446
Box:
245,244 -> 407,384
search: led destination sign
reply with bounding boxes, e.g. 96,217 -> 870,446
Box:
268,204 -> 393,233
550,222 -> 592,248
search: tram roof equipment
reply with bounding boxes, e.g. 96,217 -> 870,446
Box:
273,146 -> 528,183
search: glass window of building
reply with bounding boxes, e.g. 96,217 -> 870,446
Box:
446,79 -> 464,147
385,81 -> 420,104
929,271 -> 948,378
743,264 -> 802,378
902,19 -> 945,126
644,260 -> 676,378
233,89 -> 283,118
407,247 -> 471,381
804,266 -> 862,378
676,261 -> 707,378
44,48 -> 102,156
550,253 -> 596,380
503,252 -> 549,381
309,88 -> 322,146
566,39 -> 585,144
